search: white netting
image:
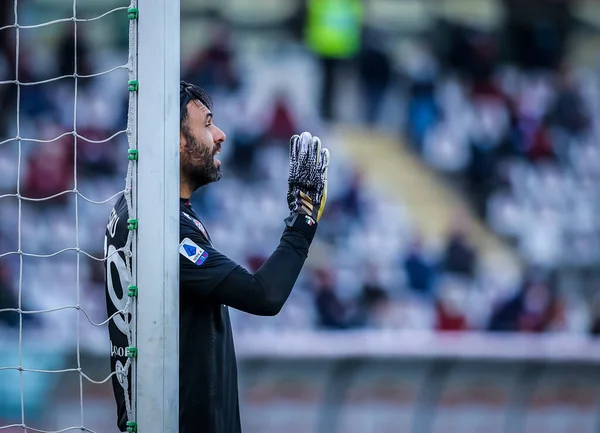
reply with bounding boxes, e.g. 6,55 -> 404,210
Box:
0,0 -> 137,432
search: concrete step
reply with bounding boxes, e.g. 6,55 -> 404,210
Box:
335,124 -> 521,271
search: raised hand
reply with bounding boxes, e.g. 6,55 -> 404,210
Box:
287,131 -> 330,224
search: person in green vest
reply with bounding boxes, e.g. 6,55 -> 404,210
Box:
304,0 -> 364,121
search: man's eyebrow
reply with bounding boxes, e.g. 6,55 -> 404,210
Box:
205,112 -> 213,122
191,99 -> 212,117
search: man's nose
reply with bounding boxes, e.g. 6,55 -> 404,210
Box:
213,126 -> 226,144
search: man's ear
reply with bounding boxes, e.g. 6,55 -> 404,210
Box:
180,132 -> 186,152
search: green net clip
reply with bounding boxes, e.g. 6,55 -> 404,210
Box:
126,421 -> 138,433
128,80 -> 139,92
128,149 -> 138,161
127,219 -> 138,230
128,285 -> 138,297
126,347 -> 138,358
127,8 -> 139,20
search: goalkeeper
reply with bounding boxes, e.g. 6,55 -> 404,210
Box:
104,81 -> 329,433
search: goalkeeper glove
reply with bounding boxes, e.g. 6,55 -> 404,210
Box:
287,131 -> 330,227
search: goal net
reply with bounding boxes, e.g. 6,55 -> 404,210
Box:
0,0 -> 180,432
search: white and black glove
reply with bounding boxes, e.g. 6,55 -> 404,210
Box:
287,132 -> 330,228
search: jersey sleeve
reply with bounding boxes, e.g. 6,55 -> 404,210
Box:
179,213 -> 316,315
179,232 -> 238,296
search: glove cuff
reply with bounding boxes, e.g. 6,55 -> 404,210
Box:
284,213 -> 318,241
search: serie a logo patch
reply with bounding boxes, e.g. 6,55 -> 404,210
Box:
179,238 -> 209,266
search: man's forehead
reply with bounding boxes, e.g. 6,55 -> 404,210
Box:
187,100 -> 211,117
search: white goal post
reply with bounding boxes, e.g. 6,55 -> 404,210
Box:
133,0 -> 180,431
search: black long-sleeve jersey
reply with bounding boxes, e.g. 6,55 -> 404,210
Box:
105,194 -> 316,433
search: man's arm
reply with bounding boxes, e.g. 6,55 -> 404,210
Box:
209,217 -> 315,316
180,132 -> 329,316
214,131 -> 329,315
180,215 -> 315,316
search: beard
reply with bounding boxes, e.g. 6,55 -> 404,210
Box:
181,131 -> 222,192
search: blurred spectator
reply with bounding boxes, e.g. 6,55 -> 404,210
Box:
312,268 -> 361,330
441,216 -> 477,279
0,263 -> 18,328
518,281 -> 563,332
403,235 -> 436,296
76,128 -> 120,178
590,293 -> 600,337
0,1 -> 14,137
355,264 -> 389,328
0,262 -> 40,330
334,169 -> 365,222
303,0 -> 364,121
406,78 -> 439,152
488,269 -> 563,332
86,252 -> 106,292
434,276 -> 468,331
357,27 -> 392,125
228,126 -> 262,181
184,20 -> 239,96
264,92 -> 298,142
502,0 -> 572,70
0,1 -> 10,30
57,28 -> 93,83
446,25 -> 499,85
526,115 -> 555,162
22,133 -> 73,206
548,64 -> 590,137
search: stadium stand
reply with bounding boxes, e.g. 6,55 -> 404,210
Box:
1,0 -> 600,353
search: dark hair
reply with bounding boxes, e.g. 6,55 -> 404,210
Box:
180,81 -> 212,128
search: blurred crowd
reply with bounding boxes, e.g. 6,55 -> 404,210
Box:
396,18 -> 600,334
1,0 -> 600,348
